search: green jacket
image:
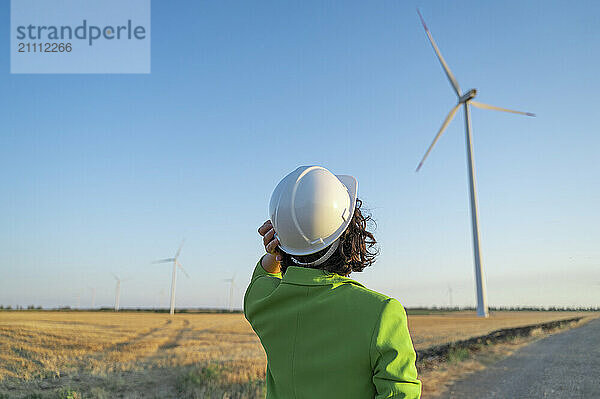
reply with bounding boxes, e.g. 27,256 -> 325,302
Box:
244,260 -> 421,398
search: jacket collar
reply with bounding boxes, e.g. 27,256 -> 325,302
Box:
282,266 -> 366,288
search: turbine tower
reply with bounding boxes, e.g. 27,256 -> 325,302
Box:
112,274 -> 121,311
154,240 -> 190,315
224,274 -> 236,312
415,10 -> 535,317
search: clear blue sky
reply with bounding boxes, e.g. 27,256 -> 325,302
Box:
1,1 -> 598,309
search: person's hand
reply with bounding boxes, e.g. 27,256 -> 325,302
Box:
258,220 -> 282,262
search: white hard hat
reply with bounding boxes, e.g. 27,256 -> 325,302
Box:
269,165 -> 358,257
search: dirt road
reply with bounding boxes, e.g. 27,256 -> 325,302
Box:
435,318 -> 600,398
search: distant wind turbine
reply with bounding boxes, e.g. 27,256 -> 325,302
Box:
112,274 -> 130,312
224,274 -> 236,312
153,240 -> 190,315
415,9 -> 535,318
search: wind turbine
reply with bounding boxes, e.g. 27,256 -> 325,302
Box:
415,10 -> 535,317
112,274 -> 124,312
153,240 -> 190,315
223,274 -> 236,312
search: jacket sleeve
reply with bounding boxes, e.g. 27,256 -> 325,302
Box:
370,298 -> 422,398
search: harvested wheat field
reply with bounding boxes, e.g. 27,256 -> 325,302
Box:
0,310 -> 594,398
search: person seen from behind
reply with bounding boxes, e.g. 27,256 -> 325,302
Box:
244,165 -> 422,398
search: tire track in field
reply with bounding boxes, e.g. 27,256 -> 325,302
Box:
153,317 -> 237,352
108,319 -> 173,352
80,319 -> 176,371
141,318 -> 197,366
158,319 -> 191,350
140,317 -> 242,367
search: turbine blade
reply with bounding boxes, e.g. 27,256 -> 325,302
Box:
417,9 -> 462,97
175,239 -> 186,259
416,104 -> 461,172
153,258 -> 175,264
111,273 -> 120,281
177,262 -> 190,278
470,101 -> 536,117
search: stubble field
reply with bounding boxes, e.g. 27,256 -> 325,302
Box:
0,310 -> 593,398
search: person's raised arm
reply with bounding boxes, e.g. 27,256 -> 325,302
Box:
245,220 -> 283,322
258,220 -> 282,275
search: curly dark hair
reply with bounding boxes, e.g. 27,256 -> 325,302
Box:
279,198 -> 378,276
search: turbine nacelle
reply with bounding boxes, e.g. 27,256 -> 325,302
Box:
459,89 -> 477,104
